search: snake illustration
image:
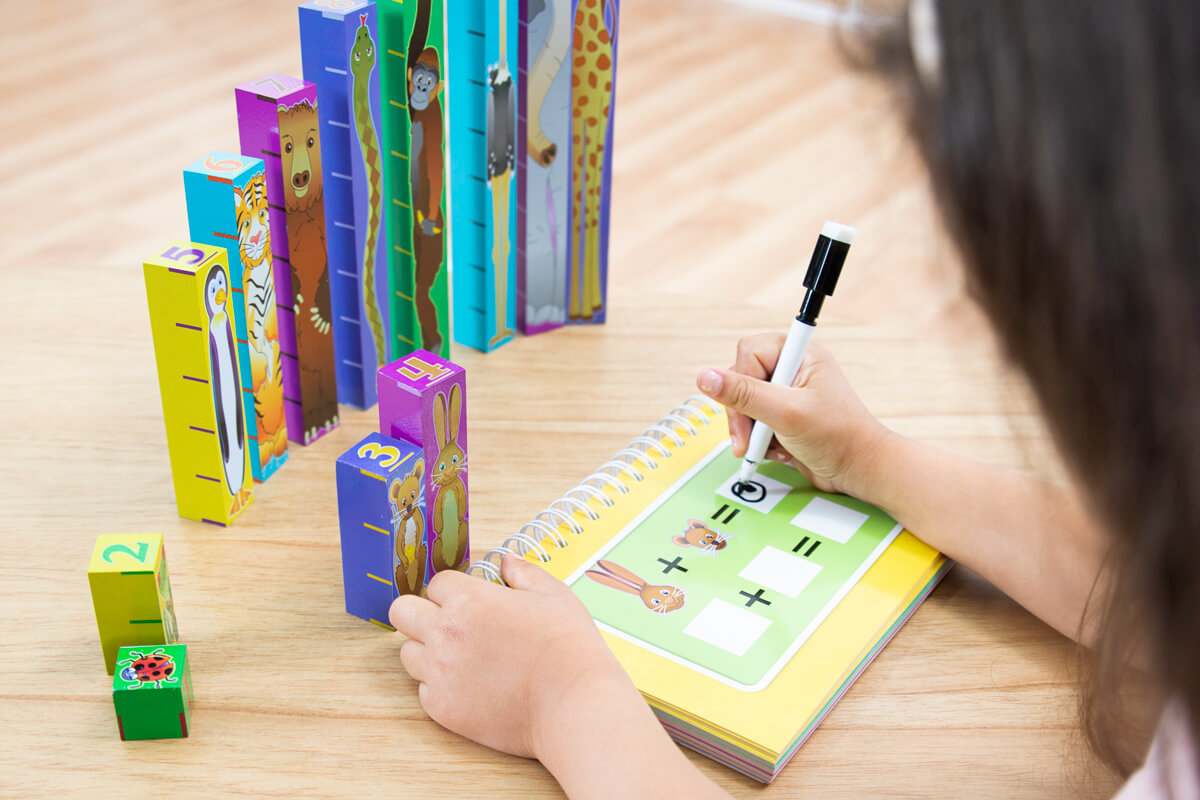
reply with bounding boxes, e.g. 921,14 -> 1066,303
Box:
351,13 -> 386,365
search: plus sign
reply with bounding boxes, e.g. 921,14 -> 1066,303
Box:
739,588 -> 771,608
657,556 -> 688,574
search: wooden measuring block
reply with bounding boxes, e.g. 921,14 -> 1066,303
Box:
89,533 -> 180,675
336,431 -> 427,627
236,73 -> 341,446
143,242 -> 255,525
377,350 -> 469,576
184,152 -> 290,480
112,644 -> 193,740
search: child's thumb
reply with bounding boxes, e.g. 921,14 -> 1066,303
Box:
500,553 -> 564,594
697,368 -> 797,431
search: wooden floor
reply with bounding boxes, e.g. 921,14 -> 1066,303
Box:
0,0 -> 1119,797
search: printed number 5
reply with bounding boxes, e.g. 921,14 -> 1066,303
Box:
102,542 -> 151,565
160,246 -> 205,264
359,442 -> 401,469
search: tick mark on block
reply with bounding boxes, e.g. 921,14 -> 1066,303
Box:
363,522 -> 389,535
195,474 -> 220,483
275,256 -> 290,265
739,588 -> 772,608
168,268 -> 195,276
360,469 -> 385,482
188,426 -> 215,434
395,291 -> 414,301
201,518 -> 227,527
386,48 -> 404,58
181,375 -> 209,384
394,246 -> 412,256
128,619 -> 163,625
657,556 -> 688,575
392,199 -> 411,209
324,66 -> 348,75
466,28 -> 485,37
328,120 -> 351,129
370,618 -> 396,630
366,573 -> 393,586
281,350 -> 298,360
206,175 -> 233,185
343,359 -> 363,368
267,202 -> 285,211
214,232 -> 237,241
262,151 -> 281,160
179,712 -> 188,738
331,173 -> 353,183
396,334 -> 414,345
284,396 -> 302,405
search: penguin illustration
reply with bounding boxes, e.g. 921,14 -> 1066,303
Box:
204,264 -> 250,513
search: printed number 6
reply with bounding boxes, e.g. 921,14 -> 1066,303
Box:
204,155 -> 243,172
102,542 -> 151,565
358,442 -> 401,469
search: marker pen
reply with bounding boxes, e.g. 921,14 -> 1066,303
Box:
735,221 -> 855,489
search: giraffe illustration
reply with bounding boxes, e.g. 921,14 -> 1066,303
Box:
568,0 -> 616,321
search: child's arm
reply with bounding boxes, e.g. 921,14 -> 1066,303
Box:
389,557 -> 730,800
700,333 -> 1112,646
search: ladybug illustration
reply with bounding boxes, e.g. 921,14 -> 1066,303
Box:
117,648 -> 178,689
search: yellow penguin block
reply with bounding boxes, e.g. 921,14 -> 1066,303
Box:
144,242 -> 255,525
88,533 -> 180,675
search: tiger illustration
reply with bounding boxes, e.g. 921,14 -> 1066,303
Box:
234,172 -> 288,468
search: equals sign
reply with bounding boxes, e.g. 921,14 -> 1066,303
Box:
711,504 -> 739,525
792,536 -> 821,558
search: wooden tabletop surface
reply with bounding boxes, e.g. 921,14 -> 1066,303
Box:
0,0 -> 1120,796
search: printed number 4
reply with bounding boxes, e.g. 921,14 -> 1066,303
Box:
397,355 -> 451,384
102,542 -> 151,565
359,442 -> 401,469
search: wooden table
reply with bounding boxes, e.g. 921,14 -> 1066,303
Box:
0,0 -> 1119,796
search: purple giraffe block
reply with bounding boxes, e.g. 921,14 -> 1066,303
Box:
377,350 -> 469,577
236,73 -> 340,446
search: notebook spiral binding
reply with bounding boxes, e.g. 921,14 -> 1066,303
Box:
466,395 -> 725,585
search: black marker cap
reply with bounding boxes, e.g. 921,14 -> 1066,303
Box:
797,221 -> 855,325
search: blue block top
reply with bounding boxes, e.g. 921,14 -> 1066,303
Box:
337,431 -> 424,480
183,151 -> 265,185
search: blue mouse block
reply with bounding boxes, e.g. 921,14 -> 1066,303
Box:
335,431 -> 427,628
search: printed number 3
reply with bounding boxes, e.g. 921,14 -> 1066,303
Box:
102,542 -> 151,565
359,442 -> 401,469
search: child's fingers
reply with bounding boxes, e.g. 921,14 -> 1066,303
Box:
398,638 -> 429,682
697,367 -> 801,441
728,333 -> 788,448
500,553 -> 563,594
425,566 -> 475,606
389,593 -> 437,641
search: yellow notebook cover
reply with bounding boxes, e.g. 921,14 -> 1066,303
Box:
472,396 -> 947,780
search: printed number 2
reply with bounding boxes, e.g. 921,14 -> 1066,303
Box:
359,442 -> 402,469
397,355 -> 451,384
102,542 -> 151,565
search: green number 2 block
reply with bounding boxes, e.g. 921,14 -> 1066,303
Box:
112,644 -> 193,740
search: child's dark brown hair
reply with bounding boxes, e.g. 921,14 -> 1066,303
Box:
869,0 -> 1200,778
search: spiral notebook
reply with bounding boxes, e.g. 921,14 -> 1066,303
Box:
470,396 -> 950,782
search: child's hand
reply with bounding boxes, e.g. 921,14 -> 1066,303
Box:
697,335 -> 890,497
388,555 -> 633,761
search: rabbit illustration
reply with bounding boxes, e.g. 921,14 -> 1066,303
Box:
584,560 -> 686,614
430,383 -> 469,572
673,519 -> 732,557
390,459 -> 427,595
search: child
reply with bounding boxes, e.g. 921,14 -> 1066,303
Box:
389,0 -> 1200,796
